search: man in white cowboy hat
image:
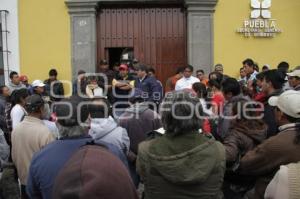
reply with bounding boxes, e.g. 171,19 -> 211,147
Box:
287,69 -> 300,91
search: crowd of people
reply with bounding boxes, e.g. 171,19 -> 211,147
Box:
0,58 -> 300,199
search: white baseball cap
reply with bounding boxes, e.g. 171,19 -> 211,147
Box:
287,70 -> 300,78
268,90 -> 300,118
31,80 -> 45,88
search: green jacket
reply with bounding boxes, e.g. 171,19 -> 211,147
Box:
137,132 -> 225,199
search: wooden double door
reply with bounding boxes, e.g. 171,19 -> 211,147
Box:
97,5 -> 187,85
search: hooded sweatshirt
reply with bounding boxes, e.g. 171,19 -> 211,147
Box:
137,132 -> 225,199
89,116 -> 130,154
7,82 -> 26,94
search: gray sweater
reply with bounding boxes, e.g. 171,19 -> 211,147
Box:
7,82 -> 26,94
89,116 -> 130,154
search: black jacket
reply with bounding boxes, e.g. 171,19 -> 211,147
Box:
263,89 -> 283,138
44,79 -> 64,101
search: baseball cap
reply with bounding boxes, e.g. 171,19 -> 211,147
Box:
119,64 -> 128,71
25,94 -> 45,113
268,90 -> 300,118
19,75 -> 28,82
287,70 -> 300,78
31,80 -> 45,87
52,145 -> 138,199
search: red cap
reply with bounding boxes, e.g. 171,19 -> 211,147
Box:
119,64 -> 128,71
19,75 -> 28,82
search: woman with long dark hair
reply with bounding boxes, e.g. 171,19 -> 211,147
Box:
9,89 -> 29,129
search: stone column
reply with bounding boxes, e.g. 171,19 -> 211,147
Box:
65,0 -> 98,79
185,0 -> 218,75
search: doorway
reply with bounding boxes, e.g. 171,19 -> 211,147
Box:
107,47 -> 134,69
97,6 -> 187,85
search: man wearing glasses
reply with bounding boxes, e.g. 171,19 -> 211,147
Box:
175,65 -> 200,91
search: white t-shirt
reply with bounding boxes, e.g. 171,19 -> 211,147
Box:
11,104 -> 27,129
175,76 -> 200,91
43,120 -> 59,138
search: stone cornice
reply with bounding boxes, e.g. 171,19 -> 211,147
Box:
65,0 -> 99,14
65,0 -> 218,12
65,0 -> 184,10
184,0 -> 218,12
98,0 -> 184,4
